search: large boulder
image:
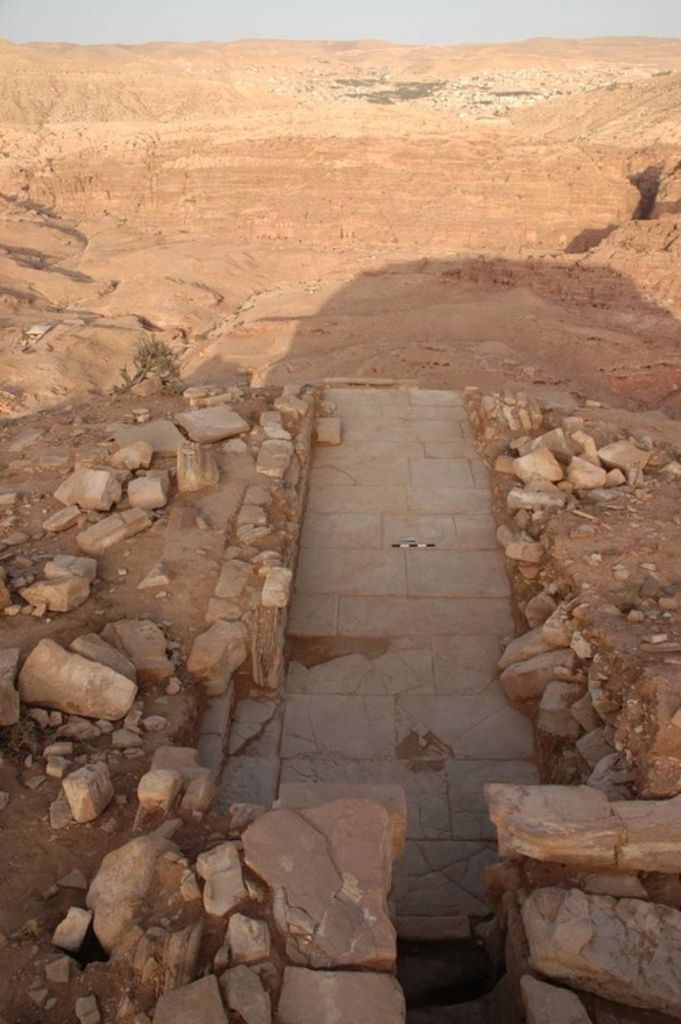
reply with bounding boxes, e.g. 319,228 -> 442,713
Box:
522,887 -> 681,1019
18,639 -> 137,721
86,832 -> 179,952
243,799 -> 396,969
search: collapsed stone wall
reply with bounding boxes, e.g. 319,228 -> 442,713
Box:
465,386 -> 681,1022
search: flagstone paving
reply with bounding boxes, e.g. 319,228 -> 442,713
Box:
220,386 -> 537,932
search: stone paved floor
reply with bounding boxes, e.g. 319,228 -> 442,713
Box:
221,387 -> 537,931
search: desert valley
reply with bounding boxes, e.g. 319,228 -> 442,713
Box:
2,30 -> 681,1024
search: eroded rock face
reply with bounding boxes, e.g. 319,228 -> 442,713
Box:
243,799 -> 396,969
522,887 -> 681,1019
18,638 -> 138,720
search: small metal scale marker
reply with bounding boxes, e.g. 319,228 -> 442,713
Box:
391,538 -> 436,549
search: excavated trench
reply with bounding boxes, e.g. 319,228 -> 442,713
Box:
277,385 -> 533,1021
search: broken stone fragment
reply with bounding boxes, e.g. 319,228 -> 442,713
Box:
138,561 -> 171,590
20,574 -> 91,613
576,727 -> 613,768
187,621 -> 248,680
43,505 -> 81,533
513,448 -> 564,484
177,406 -> 249,443
522,887 -> 681,1018
128,475 -> 169,509
505,540 -> 544,564
44,955 -> 72,984
76,507 -> 151,555
227,914 -> 270,964
567,456 -> 607,490
101,619 -> 174,683
62,762 -> 114,823
19,638 -> 138,720
70,633 -> 137,681
137,769 -> 182,817
597,440 -> 650,472
197,842 -> 246,917
507,488 -> 566,511
315,417 -> 342,445
256,439 -> 293,479
498,628 -> 554,670
537,681 -> 583,739
74,995 -> 100,1024
111,440 -> 154,471
152,975 -> 227,1024
219,965 -> 271,1024
54,467 -> 122,511
176,441 -> 220,492
499,648 -> 577,702
0,648 -> 20,726
261,566 -> 293,608
520,975 -> 592,1024
243,799 -> 396,969
277,967 -> 406,1024
51,906 -> 93,952
214,559 -> 250,599
46,554 -> 98,580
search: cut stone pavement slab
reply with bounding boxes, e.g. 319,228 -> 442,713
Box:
281,694 -> 396,759
278,967 -> 406,1024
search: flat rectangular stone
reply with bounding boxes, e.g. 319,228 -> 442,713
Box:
288,594 -> 339,637
307,485 -> 408,514
406,550 -> 510,598
215,756 -> 280,812
296,548 -> 407,596
446,760 -> 540,840
343,418 -> 458,443
280,695 -> 396,759
409,389 -> 464,407
279,757 -> 449,841
176,406 -> 248,444
310,457 -> 410,487
393,839 -> 496,917
407,487 -> 492,514
338,596 -> 513,637
410,458 -> 474,489
112,420 -> 184,457
301,512 -> 382,549
396,693 -> 535,760
315,440 -> 425,460
431,635 -> 501,695
424,441 -> 476,459
454,514 -> 497,549
383,514 -> 458,549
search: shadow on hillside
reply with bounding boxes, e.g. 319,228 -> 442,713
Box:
255,255 -> 681,413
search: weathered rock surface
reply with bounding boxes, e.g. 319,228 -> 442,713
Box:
52,907 -> 93,953
523,887 -> 681,1019
499,649 -> 577,701
101,619 -> 174,683
70,633 -> 137,681
20,573 -> 91,612
86,832 -> 179,951
256,439 -> 293,479
111,440 -> 154,470
128,474 -> 169,509
514,448 -> 564,484
243,799 -> 396,968
177,441 -> 220,492
54,467 -> 122,511
187,621 -> 248,680
597,441 -> 650,472
19,639 -> 138,720
197,842 -> 246,917
520,975 -> 592,1024
220,965 -> 271,1024
278,967 -> 406,1024
62,762 -> 114,822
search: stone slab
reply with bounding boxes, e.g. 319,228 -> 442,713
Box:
409,458 -> 474,488
278,967 -> 406,1024
393,839 -> 496,917
112,420 -> 184,458
446,760 -> 540,840
288,594 -> 339,637
286,646 -> 435,697
307,485 -> 408,514
405,550 -> 510,598
454,514 -> 497,549
396,693 -> 535,761
407,487 -> 492,514
338,596 -> 513,638
431,635 -> 502,695
296,547 -> 407,596
281,695 -> 396,759
300,512 -> 382,549
382,513 -> 458,549
310,456 -> 410,487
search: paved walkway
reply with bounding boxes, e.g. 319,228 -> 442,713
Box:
282,387 -> 537,931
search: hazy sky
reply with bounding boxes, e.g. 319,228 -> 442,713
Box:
1,0 -> 680,46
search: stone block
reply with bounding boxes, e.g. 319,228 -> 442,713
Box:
128,475 -> 169,509
197,842 -> 246,917
70,633 -> 137,681
523,887 -> 681,1018
227,914 -> 270,964
256,439 -> 293,479
261,566 -> 293,608
62,762 -> 114,822
43,505 -> 81,533
538,682 -> 583,739
54,468 -> 122,511
219,966 -> 271,1024
111,441 -> 154,470
278,968 -> 406,1024
597,441 -> 650,472
19,638 -> 137,720
567,457 -> 606,490
187,621 -> 248,679
486,784 -> 618,867
513,449 -> 564,484
520,975 -> 592,1024
137,769 -> 182,816
113,419 -> 183,457
20,574 -> 91,612
101,619 -> 173,683
316,417 -> 342,445
45,555 -> 97,580
499,629 -> 554,670
499,649 -> 577,702
177,441 -> 220,492
176,406 -> 248,443
76,507 -> 151,554
52,907 -> 92,952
